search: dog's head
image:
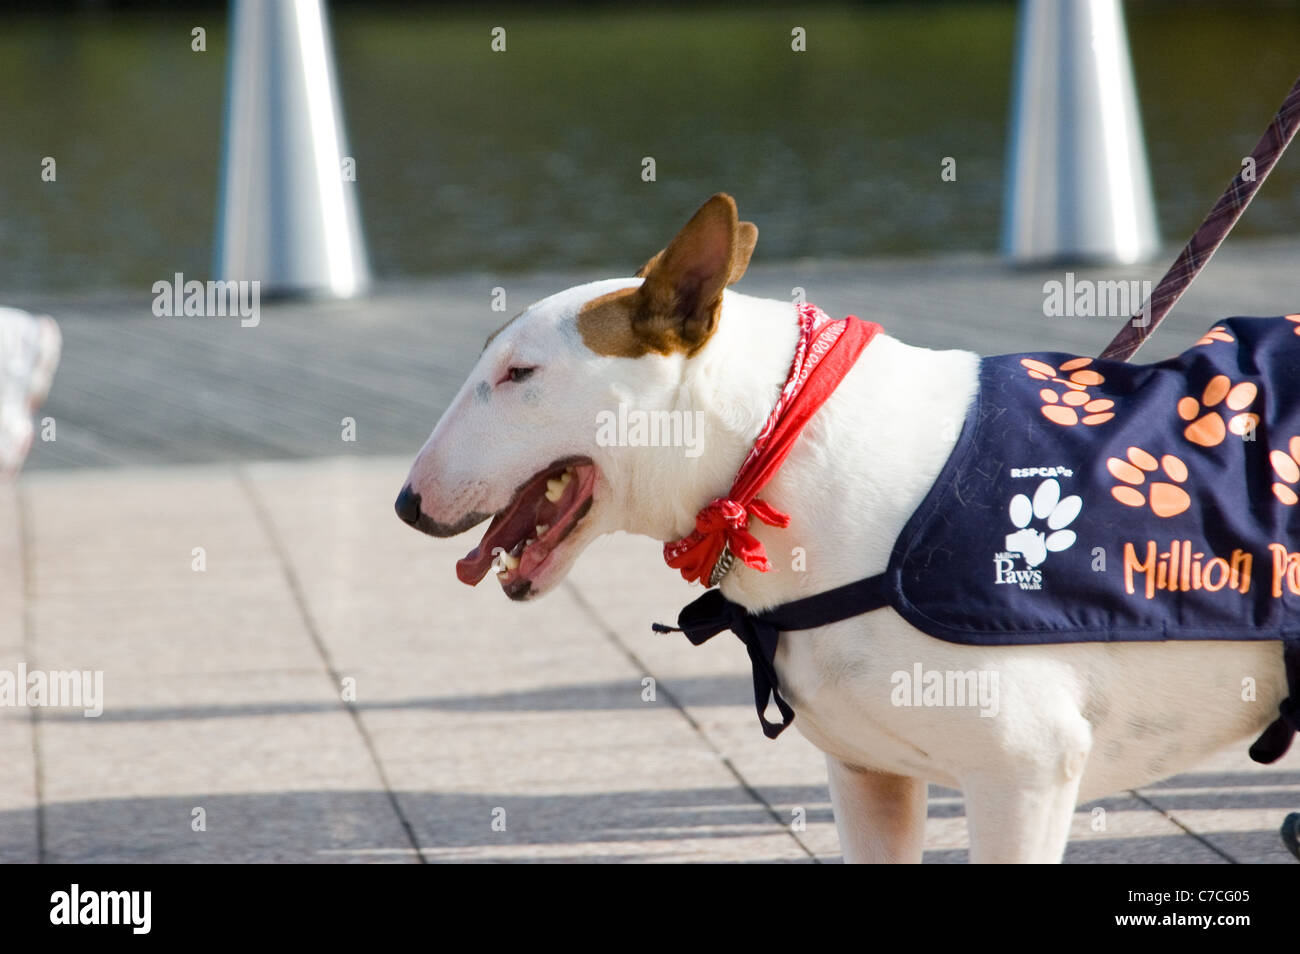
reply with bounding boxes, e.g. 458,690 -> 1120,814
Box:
396,194 -> 758,600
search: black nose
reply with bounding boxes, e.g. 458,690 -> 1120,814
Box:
395,484 -> 423,526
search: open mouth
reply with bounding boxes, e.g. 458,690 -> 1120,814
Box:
455,457 -> 597,597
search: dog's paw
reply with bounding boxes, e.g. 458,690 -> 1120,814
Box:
1177,375 -> 1259,447
1007,478 -> 1080,567
1195,325 -> 1235,346
1270,436 -> 1300,506
1020,357 -> 1114,427
1108,447 -> 1191,518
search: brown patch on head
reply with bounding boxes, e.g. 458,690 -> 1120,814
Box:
575,287 -> 648,358
584,193 -> 758,358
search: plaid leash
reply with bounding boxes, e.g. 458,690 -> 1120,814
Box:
1100,73 -> 1300,362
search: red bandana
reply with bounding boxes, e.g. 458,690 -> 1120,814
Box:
663,303 -> 881,585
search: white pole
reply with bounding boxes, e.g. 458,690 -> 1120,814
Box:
1001,0 -> 1159,264
214,0 -> 369,297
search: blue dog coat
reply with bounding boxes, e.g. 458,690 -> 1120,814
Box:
666,315 -> 1300,760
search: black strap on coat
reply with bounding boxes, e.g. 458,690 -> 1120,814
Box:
657,576 -> 1300,763
653,574 -> 892,738
1249,635 -> 1300,764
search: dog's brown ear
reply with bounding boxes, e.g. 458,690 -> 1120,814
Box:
729,220 -> 758,284
633,250 -> 661,279
580,195 -> 753,358
635,217 -> 757,285
632,193 -> 749,354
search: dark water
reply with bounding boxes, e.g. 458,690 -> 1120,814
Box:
1,2 -> 1298,294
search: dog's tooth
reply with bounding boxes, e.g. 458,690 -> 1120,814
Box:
544,470 -> 574,503
536,524 -> 549,537
500,551 -> 519,571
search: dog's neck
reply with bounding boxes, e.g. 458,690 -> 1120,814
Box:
614,290 -> 982,613
609,290 -> 797,543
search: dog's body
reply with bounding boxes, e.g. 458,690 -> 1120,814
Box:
399,195 -> 1290,862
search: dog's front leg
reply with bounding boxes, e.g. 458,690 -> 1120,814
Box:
960,747 -> 1089,863
826,757 -> 927,863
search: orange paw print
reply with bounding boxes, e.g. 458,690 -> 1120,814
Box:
1177,375 -> 1259,447
1020,357 -> 1115,426
1270,436 -> 1300,506
1195,325 -> 1235,346
1108,447 -> 1191,518
1287,314 -> 1300,336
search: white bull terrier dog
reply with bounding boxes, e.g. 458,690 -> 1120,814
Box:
397,194 -> 1295,863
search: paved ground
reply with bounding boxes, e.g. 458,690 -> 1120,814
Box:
2,458 -> 1297,863
2,242 -> 1299,862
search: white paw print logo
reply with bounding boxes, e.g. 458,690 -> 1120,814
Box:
1006,478 -> 1081,568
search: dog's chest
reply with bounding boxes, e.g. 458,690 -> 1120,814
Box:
771,614 -> 974,784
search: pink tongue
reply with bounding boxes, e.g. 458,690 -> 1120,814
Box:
456,514 -> 511,586
456,483 -> 550,585
456,548 -> 493,586
453,465 -> 586,586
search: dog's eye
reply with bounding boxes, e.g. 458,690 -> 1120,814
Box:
506,367 -> 535,384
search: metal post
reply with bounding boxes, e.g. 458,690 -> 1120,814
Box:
214,0 -> 369,297
1001,0 -> 1159,265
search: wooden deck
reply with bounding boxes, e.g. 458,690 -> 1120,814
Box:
12,236 -> 1300,470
